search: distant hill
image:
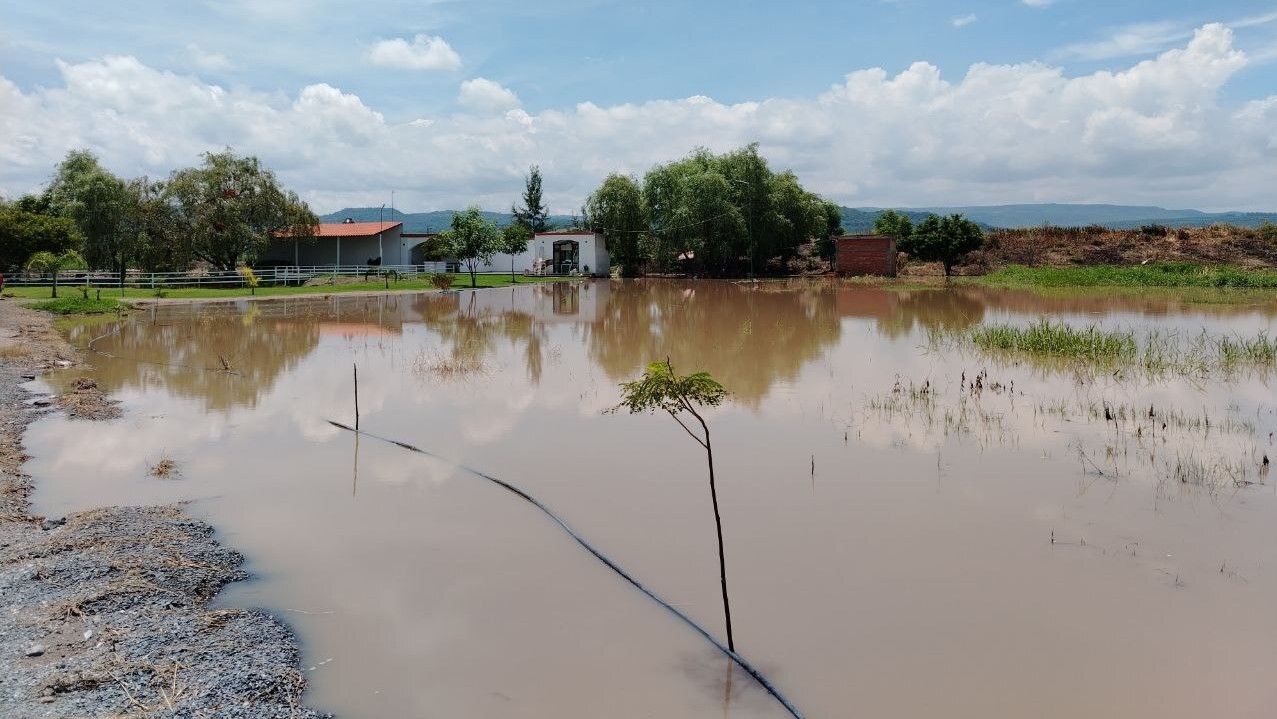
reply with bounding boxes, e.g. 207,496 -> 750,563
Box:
327,204 -> 1276,235
321,207 -> 575,233
846,204 -> 1277,230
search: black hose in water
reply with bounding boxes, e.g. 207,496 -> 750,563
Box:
326,419 -> 805,719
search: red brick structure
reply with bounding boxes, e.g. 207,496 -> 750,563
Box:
835,234 -> 897,276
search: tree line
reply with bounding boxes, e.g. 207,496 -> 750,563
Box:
584,144 -> 845,277
1,148 -> 318,278
4,145 -> 987,284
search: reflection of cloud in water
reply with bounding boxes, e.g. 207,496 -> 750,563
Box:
26,281 -> 1277,719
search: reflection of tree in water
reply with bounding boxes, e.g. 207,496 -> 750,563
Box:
411,292 -> 546,383
73,305 -> 321,411
870,288 -> 987,340
588,281 -> 842,407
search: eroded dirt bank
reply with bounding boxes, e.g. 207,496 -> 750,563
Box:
0,301 -> 327,718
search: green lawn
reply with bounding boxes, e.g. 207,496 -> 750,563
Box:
5,273 -> 574,301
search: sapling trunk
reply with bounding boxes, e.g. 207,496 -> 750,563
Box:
616,361 -> 734,651
697,412 -> 735,652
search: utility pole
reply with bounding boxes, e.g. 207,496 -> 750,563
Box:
378,203 -> 385,263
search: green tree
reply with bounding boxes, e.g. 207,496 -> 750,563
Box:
165,149 -> 318,269
816,200 -> 845,262
441,205 -> 500,288
512,165 -> 549,232
587,173 -> 647,277
498,221 -> 533,282
901,213 -> 984,276
637,144 -> 831,276
873,210 -> 914,243
46,150 -> 132,282
613,361 -> 737,651
0,206 -> 80,271
124,177 -> 187,272
25,249 -> 87,298
765,170 -> 827,267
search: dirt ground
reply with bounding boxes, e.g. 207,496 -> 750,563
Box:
0,298 -> 328,718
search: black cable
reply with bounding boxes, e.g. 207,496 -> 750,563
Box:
326,419 -> 804,719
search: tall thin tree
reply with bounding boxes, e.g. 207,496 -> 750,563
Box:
614,360 -> 736,651
512,165 -> 550,233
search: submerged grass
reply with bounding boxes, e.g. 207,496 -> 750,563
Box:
969,321 -> 1137,362
935,319 -> 1277,376
980,263 -> 1277,290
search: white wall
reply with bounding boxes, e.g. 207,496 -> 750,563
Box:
472,232 -> 609,276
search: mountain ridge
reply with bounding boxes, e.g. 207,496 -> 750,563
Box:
323,204 -> 1277,234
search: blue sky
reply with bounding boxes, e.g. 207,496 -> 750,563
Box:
2,1 -> 1276,212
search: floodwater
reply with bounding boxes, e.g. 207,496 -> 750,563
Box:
25,280 -> 1277,718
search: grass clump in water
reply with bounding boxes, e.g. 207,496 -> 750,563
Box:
981,263 -> 1277,289
28,297 -> 123,315
969,320 -> 1137,362
937,320 -> 1276,377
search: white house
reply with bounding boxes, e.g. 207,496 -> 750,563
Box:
475,231 -> 610,277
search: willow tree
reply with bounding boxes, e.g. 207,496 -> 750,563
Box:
46,150 -> 132,281
165,149 -> 318,269
587,173 -> 646,276
614,361 -> 737,650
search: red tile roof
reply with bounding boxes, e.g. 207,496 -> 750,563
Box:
313,221 -> 402,238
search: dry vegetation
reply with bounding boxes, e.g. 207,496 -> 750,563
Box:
959,224 -> 1277,273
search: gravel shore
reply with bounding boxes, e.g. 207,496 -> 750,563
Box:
0,300 -> 328,718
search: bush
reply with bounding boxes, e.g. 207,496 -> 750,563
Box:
429,273 -> 454,290
1139,224 -> 1170,237
1259,220 -> 1277,242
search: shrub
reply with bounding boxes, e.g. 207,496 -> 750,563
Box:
1259,220 -> 1277,242
1139,224 -> 1170,237
429,273 -> 454,290
238,266 -> 260,295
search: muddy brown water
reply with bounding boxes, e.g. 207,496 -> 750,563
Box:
24,281 -> 1277,718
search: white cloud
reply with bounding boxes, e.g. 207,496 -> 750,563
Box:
0,24 -> 1274,212
1022,0 -> 1054,7
1232,10 -> 1277,29
952,14 -> 977,28
368,34 -> 461,70
458,77 -> 520,112
186,43 -> 233,72
1061,21 -> 1193,60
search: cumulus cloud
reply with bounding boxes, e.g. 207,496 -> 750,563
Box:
0,24 -> 1274,212
368,34 -> 461,70
457,77 -> 520,112
952,14 -> 977,28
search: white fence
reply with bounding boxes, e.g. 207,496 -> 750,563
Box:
5,263 -> 458,289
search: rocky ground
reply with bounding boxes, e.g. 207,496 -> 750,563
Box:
0,300 -> 327,718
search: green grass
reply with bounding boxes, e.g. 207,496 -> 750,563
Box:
27,297 -> 125,315
979,263 -> 1277,289
968,320 -> 1137,361
6,273 -> 572,301
935,318 -> 1277,376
